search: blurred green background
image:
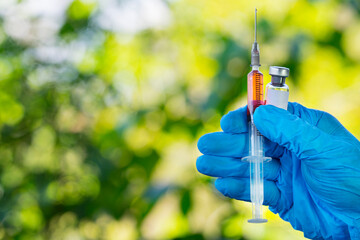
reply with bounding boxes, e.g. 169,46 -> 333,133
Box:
0,0 -> 359,239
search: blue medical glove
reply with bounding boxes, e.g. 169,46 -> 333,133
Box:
197,102 -> 360,240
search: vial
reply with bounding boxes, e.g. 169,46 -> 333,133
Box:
265,66 -> 290,110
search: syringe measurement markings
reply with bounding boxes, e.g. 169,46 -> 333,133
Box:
255,73 -> 263,100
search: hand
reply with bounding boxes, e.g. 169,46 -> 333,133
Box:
197,102 -> 360,240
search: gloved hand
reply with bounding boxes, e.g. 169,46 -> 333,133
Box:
197,102 -> 360,240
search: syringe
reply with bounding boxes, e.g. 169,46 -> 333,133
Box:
242,8 -> 271,223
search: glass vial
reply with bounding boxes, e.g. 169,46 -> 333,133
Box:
265,66 -> 290,110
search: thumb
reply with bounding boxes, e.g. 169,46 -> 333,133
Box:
253,105 -> 332,159
288,102 -> 357,143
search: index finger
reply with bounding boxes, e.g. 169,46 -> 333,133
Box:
220,106 -> 248,134
197,131 -> 284,159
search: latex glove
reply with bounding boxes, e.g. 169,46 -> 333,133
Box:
197,102 -> 360,240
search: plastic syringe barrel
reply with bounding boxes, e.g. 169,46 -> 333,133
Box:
249,121 -> 266,222
242,119 -> 270,223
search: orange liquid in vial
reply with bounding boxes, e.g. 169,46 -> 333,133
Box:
247,69 -> 264,115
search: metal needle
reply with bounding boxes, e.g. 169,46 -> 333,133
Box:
255,8 -> 257,43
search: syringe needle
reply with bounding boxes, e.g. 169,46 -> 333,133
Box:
254,8 -> 257,43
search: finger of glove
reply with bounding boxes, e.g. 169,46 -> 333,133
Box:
315,109 -> 360,145
196,155 -> 280,180
220,102 -> 336,134
197,132 -> 284,158
287,102 -> 323,125
215,177 -> 280,207
220,106 -> 248,134
254,105 -> 333,159
289,102 -> 360,149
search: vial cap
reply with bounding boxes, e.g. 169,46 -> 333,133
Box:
269,66 -> 289,77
